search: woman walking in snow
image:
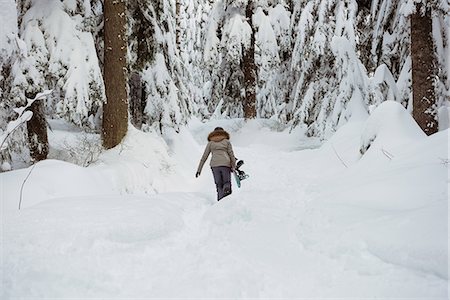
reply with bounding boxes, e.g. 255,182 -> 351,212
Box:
196,127 -> 236,201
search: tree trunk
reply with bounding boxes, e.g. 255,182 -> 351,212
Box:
26,95 -> 48,162
356,0 -> 374,73
129,71 -> 144,128
242,0 -> 256,119
356,0 -> 371,12
102,0 -> 128,149
176,0 -> 181,47
287,0 -> 294,14
411,3 -> 438,135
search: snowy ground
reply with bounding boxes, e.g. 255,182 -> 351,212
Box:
1,103 -> 448,299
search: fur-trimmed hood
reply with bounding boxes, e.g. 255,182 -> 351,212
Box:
208,129 -> 230,142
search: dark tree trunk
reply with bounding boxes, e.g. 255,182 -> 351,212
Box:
26,95 -> 48,162
288,0 -> 294,14
356,0 -> 374,72
102,0 -> 128,149
356,0 -> 371,12
411,3 -> 438,135
242,0 -> 256,119
129,72 -> 144,128
176,0 -> 181,47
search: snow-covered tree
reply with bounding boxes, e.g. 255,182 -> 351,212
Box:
204,0 -> 249,117
253,2 -> 291,120
0,33 -> 51,164
285,0 -> 449,137
12,2 -> 50,162
0,37 -> 29,170
176,0 -> 215,120
204,0 -> 292,119
1,0 -> 447,160
17,0 -> 105,130
127,1 -> 153,128
289,0 -> 370,137
127,0 -> 195,132
367,0 -> 449,131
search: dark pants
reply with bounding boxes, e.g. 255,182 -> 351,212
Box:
211,166 -> 232,201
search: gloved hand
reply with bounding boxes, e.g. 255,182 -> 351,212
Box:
195,171 -> 200,178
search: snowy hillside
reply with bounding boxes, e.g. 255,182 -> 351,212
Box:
2,103 -> 448,298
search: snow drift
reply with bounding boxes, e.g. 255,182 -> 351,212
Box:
1,118 -> 447,298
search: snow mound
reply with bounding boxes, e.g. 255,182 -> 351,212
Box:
360,101 -> 425,157
319,120 -> 366,170
94,125 -> 181,195
308,129 -> 448,285
2,159 -> 110,211
2,124 -> 205,212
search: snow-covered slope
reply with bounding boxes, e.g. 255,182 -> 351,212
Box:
1,113 -> 448,298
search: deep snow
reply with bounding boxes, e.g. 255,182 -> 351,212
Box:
1,104 -> 448,298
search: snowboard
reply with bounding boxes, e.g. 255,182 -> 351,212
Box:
234,160 -> 249,188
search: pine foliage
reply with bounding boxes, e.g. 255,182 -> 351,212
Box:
16,0 -> 105,130
128,0 -> 196,132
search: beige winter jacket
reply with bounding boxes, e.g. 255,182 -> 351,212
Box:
197,129 -> 237,174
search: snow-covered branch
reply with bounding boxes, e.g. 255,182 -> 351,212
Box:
0,90 -> 52,152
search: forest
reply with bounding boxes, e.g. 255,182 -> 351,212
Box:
0,0 -> 448,169
1,0 -> 449,298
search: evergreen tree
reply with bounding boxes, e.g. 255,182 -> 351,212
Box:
242,0 -> 256,119
368,0 -> 448,130
127,1 -> 152,128
15,1 -> 49,162
205,0 -> 273,119
15,0 -> 105,130
411,2 -> 438,135
253,1 -> 291,120
0,37 -> 31,169
368,0 -> 412,108
102,0 -> 128,149
177,0 -> 215,120
289,0 -> 369,137
127,0 -> 192,132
